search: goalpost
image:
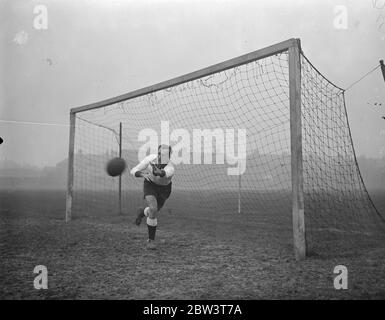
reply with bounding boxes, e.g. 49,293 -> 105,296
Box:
65,38 -> 384,260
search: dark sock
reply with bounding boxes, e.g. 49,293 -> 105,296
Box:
147,224 -> 156,240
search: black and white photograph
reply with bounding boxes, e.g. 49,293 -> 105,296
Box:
1,0 -> 385,306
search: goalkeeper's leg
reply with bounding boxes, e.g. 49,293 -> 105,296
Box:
144,195 -> 158,249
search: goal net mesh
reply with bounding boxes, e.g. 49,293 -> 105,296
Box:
70,50 -> 384,255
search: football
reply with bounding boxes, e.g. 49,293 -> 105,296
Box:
106,157 -> 127,177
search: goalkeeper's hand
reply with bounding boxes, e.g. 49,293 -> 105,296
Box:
150,163 -> 165,177
135,171 -> 151,181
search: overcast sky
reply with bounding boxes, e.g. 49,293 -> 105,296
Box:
0,0 -> 384,167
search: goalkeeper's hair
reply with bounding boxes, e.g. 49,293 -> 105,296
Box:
158,144 -> 172,157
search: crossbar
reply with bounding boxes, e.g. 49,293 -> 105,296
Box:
71,38 -> 297,114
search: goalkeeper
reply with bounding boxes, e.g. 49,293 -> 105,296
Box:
130,144 -> 174,250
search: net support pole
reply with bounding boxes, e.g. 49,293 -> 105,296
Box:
238,169 -> 242,214
118,122 -> 122,215
65,112 -> 76,222
289,39 -> 306,260
380,60 -> 385,85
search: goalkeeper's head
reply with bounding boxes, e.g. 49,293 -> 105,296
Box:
158,144 -> 172,166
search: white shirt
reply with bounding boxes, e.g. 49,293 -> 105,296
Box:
130,154 -> 174,186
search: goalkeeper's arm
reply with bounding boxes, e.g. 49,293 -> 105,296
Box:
130,156 -> 151,178
134,171 -> 147,178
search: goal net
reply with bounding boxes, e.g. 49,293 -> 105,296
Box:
66,39 -> 384,257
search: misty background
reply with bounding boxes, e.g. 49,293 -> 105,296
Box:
0,0 -> 384,191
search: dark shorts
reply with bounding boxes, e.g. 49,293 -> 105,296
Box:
143,179 -> 172,211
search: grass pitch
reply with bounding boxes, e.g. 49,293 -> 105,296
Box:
1,190 -> 385,299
